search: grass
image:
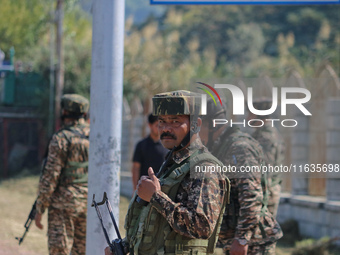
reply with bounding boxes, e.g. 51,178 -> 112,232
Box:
277,242 -> 295,255
0,175 -> 130,255
1,175 -> 339,255
0,175 -> 48,255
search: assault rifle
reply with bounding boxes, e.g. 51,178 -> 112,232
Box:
16,145 -> 49,245
15,200 -> 37,245
92,192 -> 126,255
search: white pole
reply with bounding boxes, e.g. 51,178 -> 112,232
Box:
86,0 -> 125,254
48,3 -> 55,137
55,0 -> 64,129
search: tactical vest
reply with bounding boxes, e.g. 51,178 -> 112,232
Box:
212,127 -> 270,240
58,124 -> 89,185
252,125 -> 285,190
125,149 -> 230,255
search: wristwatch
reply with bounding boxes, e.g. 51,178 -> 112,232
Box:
236,238 -> 248,246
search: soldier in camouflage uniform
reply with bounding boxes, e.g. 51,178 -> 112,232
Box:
247,98 -> 285,218
200,98 -> 282,255
105,90 -> 229,255
35,94 -> 90,255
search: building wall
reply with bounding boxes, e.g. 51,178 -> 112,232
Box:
278,194 -> 340,243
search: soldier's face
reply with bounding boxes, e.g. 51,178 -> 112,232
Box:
200,122 -> 209,146
158,115 -> 190,149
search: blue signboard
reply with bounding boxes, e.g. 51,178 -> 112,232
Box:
151,0 -> 340,4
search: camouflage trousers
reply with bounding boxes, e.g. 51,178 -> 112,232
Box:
267,184 -> 281,218
246,242 -> 276,255
47,205 -> 86,255
217,242 -> 277,255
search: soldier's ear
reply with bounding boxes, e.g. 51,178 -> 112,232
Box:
197,117 -> 202,127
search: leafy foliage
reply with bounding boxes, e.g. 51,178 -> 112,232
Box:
0,0 -> 50,58
122,5 -> 339,101
1,2 -> 339,103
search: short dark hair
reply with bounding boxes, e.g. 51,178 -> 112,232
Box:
148,113 -> 158,124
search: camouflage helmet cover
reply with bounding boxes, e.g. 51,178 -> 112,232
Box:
200,96 -> 227,120
248,97 -> 273,111
152,90 -> 202,116
61,94 -> 89,114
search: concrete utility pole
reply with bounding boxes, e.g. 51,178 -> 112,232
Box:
55,0 -> 64,130
86,0 -> 125,254
49,2 -> 55,138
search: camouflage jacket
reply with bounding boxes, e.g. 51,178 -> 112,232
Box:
210,127 -> 282,249
149,138 -> 227,239
36,119 -> 90,214
252,122 -> 285,186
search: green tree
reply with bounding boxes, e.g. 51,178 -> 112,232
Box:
0,0 -> 50,59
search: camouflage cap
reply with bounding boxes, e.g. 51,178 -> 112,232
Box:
250,97 -> 273,111
200,96 -> 227,120
152,90 -> 202,116
61,94 -> 89,114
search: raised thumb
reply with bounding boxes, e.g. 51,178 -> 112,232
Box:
148,167 -> 157,181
